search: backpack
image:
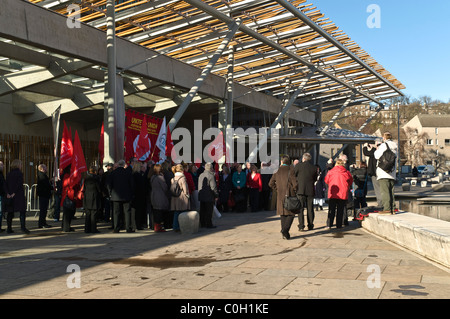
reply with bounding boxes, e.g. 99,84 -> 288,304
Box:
377,142 -> 396,173
170,176 -> 184,197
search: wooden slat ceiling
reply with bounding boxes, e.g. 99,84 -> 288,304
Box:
29,0 -> 405,107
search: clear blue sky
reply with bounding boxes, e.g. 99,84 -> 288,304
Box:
312,0 -> 450,103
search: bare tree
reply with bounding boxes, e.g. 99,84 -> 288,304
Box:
402,126 -> 428,167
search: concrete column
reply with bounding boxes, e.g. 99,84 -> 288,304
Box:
103,0 -> 125,163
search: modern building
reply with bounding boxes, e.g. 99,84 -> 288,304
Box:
0,0 -> 405,184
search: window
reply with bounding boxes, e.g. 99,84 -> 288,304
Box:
427,139 -> 433,145
435,128 -> 439,135
445,139 -> 450,146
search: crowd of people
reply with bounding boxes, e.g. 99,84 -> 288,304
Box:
0,131 -> 397,238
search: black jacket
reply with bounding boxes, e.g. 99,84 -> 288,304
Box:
83,174 -> 102,210
362,146 -> 377,177
293,160 -> 318,196
37,171 -> 52,198
108,167 -> 134,202
198,170 -> 218,203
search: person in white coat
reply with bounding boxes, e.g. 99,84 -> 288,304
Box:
374,132 -> 398,215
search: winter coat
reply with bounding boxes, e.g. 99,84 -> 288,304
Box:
324,165 -> 353,200
5,168 -> 26,213
150,174 -> 170,211
293,160 -> 318,196
362,146 -> 377,177
83,173 -> 102,210
268,165 -> 298,216
36,171 -> 52,198
246,172 -> 262,191
108,167 -> 134,202
218,172 -> 233,205
374,139 -> 398,180
232,171 -> 246,189
352,167 -> 368,196
170,172 -> 190,211
314,169 -> 326,199
198,170 -> 218,203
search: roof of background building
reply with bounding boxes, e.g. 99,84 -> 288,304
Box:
417,114 -> 450,128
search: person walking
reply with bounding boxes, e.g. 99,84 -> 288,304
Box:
36,164 -> 53,228
83,166 -> 102,233
150,164 -> 170,232
268,155 -> 298,239
5,159 -> 29,234
198,162 -> 218,228
374,132 -> 398,215
108,159 -> 135,233
170,164 -> 190,232
292,152 -> 318,231
324,159 -> 353,229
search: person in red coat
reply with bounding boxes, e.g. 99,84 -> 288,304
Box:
246,164 -> 262,212
324,159 -> 353,229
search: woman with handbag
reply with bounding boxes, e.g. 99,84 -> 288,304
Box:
268,156 -> 298,239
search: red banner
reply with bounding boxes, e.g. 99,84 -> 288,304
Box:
124,110 -> 162,162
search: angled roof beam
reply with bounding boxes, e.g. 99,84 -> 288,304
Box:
183,0 -> 384,106
274,0 -> 403,97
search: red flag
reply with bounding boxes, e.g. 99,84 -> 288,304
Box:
69,130 -> 87,188
135,115 -> 150,160
166,124 -> 174,160
207,131 -> 225,163
98,122 -> 104,165
60,121 -> 73,171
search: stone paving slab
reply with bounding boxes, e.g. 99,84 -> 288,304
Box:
1,206 -> 450,302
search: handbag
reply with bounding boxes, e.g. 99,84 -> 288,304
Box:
282,177 -> 301,212
63,195 -> 76,210
283,195 -> 301,212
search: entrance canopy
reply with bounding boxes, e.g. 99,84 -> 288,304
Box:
24,0 -> 404,114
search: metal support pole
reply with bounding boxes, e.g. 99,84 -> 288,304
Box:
103,0 -> 118,164
320,93 -> 355,136
168,19 -> 242,132
247,71 -> 314,163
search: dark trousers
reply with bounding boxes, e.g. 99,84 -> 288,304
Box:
84,209 -> 98,233
297,195 -> 314,230
199,201 -> 214,227
233,189 -> 246,212
62,206 -> 75,232
248,188 -> 260,212
327,198 -> 346,228
53,194 -> 61,221
6,210 -> 27,231
38,196 -> 50,227
113,201 -> 132,232
153,209 -> 168,224
280,215 -> 294,236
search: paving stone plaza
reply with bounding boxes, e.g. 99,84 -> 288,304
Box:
1,198 -> 449,302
